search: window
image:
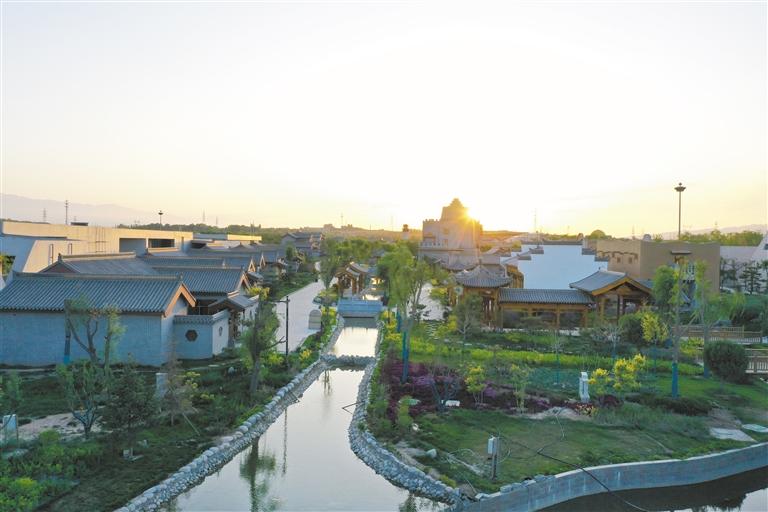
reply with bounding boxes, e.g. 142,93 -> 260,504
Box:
185,330 -> 198,342
218,326 -> 224,336
616,256 -> 622,263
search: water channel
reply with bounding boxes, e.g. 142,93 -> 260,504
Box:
170,319 -> 443,511
170,318 -> 767,512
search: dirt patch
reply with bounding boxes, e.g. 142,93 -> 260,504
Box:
527,407 -> 590,422
18,413 -> 100,441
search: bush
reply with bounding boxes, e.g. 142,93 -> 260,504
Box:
703,341 -> 748,383
628,393 -> 711,416
619,313 -> 644,344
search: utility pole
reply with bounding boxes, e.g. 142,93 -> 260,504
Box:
42,209 -> 47,223
64,199 -> 69,225
675,182 -> 686,240
158,210 -> 164,228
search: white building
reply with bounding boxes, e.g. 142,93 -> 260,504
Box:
504,242 -> 608,289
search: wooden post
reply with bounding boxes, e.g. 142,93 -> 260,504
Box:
555,306 -> 561,330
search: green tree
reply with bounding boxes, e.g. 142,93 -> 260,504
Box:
162,342 -> 200,433
588,229 -> 608,239
379,244 -> 432,382
509,364 -> 532,412
465,366 -> 487,406
241,304 -> 281,396
56,361 -> 110,439
692,262 -> 745,347
640,310 -> 668,346
618,313 -> 644,344
652,265 -> 676,318
703,341 -> 748,384
453,293 -> 483,342
102,361 -> 157,457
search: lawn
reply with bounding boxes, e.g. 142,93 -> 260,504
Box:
368,321 -> 768,494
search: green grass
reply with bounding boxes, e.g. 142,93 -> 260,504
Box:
407,408 -> 748,493
16,375 -> 69,418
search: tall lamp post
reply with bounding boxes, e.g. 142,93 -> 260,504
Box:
674,183 -> 686,240
671,249 -> 690,398
158,210 -> 164,228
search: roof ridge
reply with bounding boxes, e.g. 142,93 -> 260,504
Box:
15,272 -> 180,281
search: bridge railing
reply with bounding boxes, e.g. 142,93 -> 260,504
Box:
746,349 -> 768,374
680,325 -> 763,345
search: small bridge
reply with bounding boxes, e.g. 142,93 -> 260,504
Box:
336,299 -> 383,318
746,349 -> 768,374
681,326 -> 763,345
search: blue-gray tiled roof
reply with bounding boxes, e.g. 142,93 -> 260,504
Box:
48,253 -> 158,275
153,267 -> 246,295
570,270 -> 629,293
0,273 -> 186,313
499,288 -> 594,305
455,265 -> 512,288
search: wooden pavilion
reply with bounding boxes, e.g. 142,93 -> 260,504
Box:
569,270 -> 652,320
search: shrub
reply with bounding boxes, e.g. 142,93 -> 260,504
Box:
396,396 -> 414,435
619,313 -> 644,344
703,341 -> 748,383
629,394 -> 711,416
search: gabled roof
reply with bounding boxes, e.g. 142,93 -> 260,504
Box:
455,265 -> 512,288
144,256 -> 226,268
348,262 -> 370,274
43,253 -> 158,276
210,294 -> 257,312
569,270 -> 651,296
153,267 -> 248,295
499,288 -> 594,305
0,273 -> 194,314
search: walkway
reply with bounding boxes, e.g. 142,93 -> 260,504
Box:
274,279 -> 325,352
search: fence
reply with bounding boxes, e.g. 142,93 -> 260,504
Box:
681,325 -> 763,345
746,349 -> 768,374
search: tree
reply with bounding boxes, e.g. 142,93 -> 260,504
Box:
704,341 -> 748,384
588,229 -> 608,239
64,298 -> 125,369
102,361 -> 157,457
640,310 -> 668,346
0,372 -> 22,417
162,342 -> 199,432
379,244 -> 432,382
241,304 -> 281,396
284,244 -> 297,262
465,366 -> 487,407
56,361 -> 109,439
509,364 -> 532,412
692,262 -> 745,347
652,266 -> 676,319
453,293 -> 483,342
618,313 -> 644,344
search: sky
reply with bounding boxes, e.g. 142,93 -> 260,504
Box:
1,1 -> 766,235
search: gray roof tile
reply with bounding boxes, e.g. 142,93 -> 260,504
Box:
570,270 -> 629,293
499,288 -> 594,305
0,273 -> 187,313
455,266 -> 512,288
153,267 -> 246,295
47,253 -> 158,275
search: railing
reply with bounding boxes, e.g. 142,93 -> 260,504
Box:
746,349 -> 768,374
680,325 -> 763,345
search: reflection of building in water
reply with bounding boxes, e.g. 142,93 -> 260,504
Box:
418,198 -> 481,267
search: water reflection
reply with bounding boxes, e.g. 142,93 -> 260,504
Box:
331,319 -> 378,357
238,440 -> 277,512
172,368 -> 443,511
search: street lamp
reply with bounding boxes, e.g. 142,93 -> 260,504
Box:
674,183 -> 686,240
158,210 -> 164,228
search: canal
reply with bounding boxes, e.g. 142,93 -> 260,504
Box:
170,319 -> 443,511
170,318 -> 766,512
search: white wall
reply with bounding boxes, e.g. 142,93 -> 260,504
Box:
518,244 -> 607,289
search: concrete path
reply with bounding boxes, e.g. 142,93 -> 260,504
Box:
275,280 -> 326,352
419,283 -> 446,321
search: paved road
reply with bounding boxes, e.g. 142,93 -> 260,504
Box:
274,279 -> 326,352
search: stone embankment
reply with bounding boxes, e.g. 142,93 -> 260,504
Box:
346,325 -> 462,506
118,317 -> 346,512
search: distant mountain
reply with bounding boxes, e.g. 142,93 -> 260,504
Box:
0,194 -> 190,227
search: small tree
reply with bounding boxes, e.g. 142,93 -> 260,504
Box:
618,313 -> 644,344
64,299 -> 125,369
453,293 -> 482,342
704,341 -> 748,384
241,304 -> 281,396
509,364 -> 531,412
652,266 -> 676,319
588,368 -> 611,400
465,366 -> 487,406
0,372 -> 22,448
56,362 -> 109,439
102,361 -> 157,457
163,344 -> 199,432
612,355 -> 645,397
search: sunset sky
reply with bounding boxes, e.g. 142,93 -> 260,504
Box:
1,1 -> 765,235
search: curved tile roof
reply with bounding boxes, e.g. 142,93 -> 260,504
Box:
0,273 -> 187,313
51,253 -> 158,275
455,265 -> 512,288
499,288 -> 594,305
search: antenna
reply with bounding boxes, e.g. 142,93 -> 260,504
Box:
43,209 -> 47,223
64,199 -> 69,225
